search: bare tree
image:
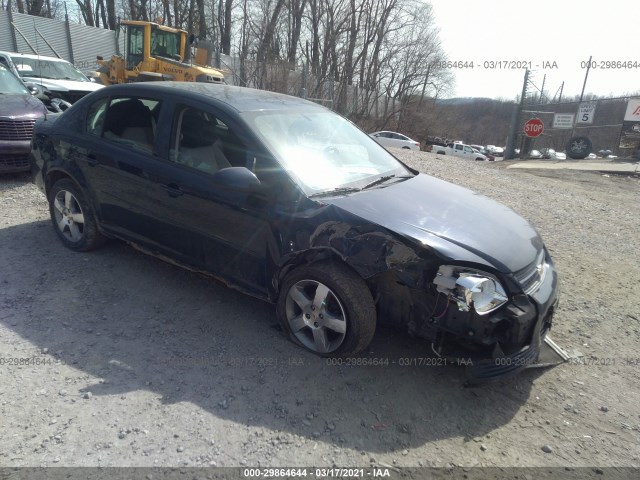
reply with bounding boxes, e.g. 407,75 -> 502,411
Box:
286,0 -> 306,64
219,0 -> 234,54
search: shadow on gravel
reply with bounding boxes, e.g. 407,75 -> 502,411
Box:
0,219 -> 544,454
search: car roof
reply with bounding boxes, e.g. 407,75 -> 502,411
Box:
96,82 -> 322,114
0,51 -> 73,63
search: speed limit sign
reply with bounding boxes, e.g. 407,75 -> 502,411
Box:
577,102 -> 596,124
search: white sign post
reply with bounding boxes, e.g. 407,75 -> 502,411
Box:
553,114 -> 574,129
577,102 -> 596,124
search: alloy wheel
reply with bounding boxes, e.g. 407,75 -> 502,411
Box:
284,279 -> 347,353
53,190 -> 85,242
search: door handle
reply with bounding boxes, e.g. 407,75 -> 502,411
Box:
160,183 -> 183,197
87,154 -> 98,167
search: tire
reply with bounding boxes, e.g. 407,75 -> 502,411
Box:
276,261 -> 376,357
48,179 -> 105,252
436,150 -> 446,155
566,136 -> 592,159
402,146 -> 410,149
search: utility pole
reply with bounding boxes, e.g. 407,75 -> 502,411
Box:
558,81 -> 564,103
579,55 -> 592,103
505,69 -> 529,160
570,56 -> 592,139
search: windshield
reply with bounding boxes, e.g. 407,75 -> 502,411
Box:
0,66 -> 29,94
11,56 -> 88,82
246,110 -> 411,195
151,27 -> 181,58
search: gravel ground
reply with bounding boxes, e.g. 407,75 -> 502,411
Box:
1,151 -> 639,469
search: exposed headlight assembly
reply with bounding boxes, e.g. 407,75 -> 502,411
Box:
433,266 -> 508,315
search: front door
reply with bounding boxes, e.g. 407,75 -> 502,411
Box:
144,103 -> 279,295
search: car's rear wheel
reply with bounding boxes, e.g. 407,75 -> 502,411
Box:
276,262 -> 376,356
49,179 -> 104,251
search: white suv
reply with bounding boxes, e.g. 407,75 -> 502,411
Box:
0,51 -> 103,104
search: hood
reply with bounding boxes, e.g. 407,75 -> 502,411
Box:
22,77 -> 103,93
0,93 -> 47,118
323,174 -> 543,273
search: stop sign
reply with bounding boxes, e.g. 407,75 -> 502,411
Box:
524,118 -> 544,137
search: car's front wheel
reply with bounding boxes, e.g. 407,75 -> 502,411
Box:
276,262 -> 376,356
49,179 -> 105,251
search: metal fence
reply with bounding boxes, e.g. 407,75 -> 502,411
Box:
0,8 -> 121,73
514,71 -> 640,158
522,98 -> 638,156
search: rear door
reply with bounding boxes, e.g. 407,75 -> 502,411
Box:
74,94 -> 166,242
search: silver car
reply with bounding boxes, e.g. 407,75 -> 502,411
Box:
369,131 -> 420,150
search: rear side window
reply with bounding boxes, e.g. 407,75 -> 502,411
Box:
86,98 -> 108,136
101,97 -> 161,152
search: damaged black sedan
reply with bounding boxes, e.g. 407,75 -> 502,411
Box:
31,83 -> 559,381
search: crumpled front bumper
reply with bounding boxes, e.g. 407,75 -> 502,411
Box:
464,260 -> 560,383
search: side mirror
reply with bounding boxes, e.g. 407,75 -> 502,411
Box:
28,85 -> 39,95
211,167 -> 261,190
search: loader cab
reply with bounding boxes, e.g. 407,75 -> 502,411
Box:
150,26 -> 182,61
125,21 -> 185,71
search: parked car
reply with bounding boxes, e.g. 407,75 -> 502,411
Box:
369,131 -> 420,150
472,146 -> 495,161
31,83 -> 559,382
484,145 -> 500,155
540,148 -> 566,160
434,143 -> 488,161
0,51 -> 103,104
0,64 -> 47,173
472,147 -> 494,161
423,139 -> 447,153
492,146 -> 505,157
527,149 -> 543,159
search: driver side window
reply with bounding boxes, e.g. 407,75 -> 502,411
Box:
169,106 -> 235,175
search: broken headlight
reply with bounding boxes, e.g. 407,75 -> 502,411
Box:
433,266 -> 508,315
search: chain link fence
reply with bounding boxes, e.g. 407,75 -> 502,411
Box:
517,94 -> 640,159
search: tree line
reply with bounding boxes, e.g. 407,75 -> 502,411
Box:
3,0 -> 454,120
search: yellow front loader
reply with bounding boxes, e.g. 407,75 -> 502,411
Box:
96,20 -> 225,85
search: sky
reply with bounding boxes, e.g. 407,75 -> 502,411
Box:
427,0 -> 639,100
